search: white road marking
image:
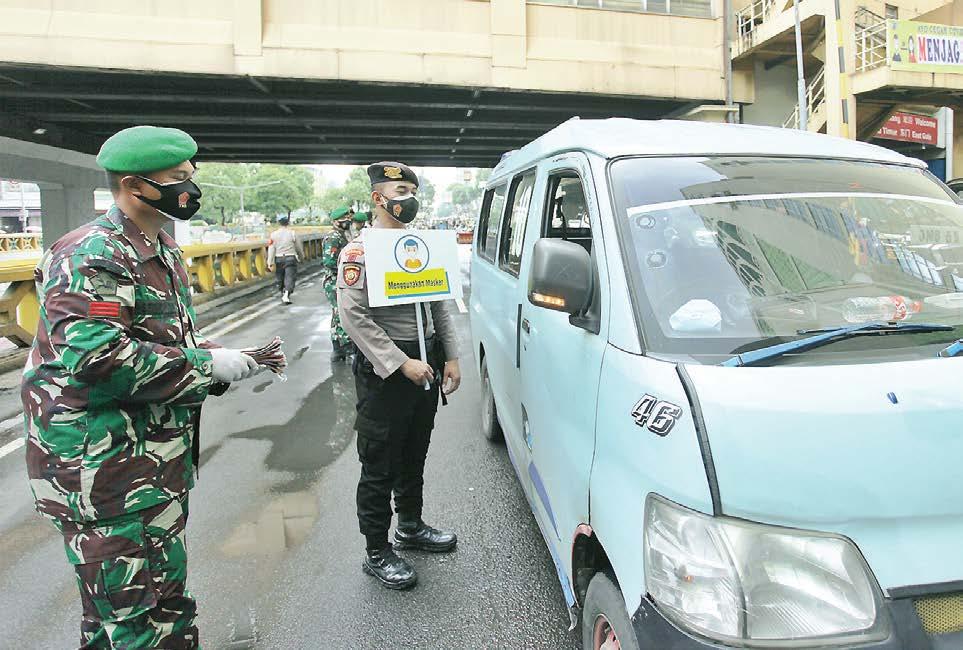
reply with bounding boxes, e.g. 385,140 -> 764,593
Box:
456,298 -> 468,313
201,300 -> 282,340
0,437 -> 24,460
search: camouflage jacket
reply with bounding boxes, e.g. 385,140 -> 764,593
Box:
321,229 -> 349,282
23,206 -> 223,524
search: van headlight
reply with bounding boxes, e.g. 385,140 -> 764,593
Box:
643,494 -> 889,646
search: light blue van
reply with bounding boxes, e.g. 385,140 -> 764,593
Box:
469,118 -> 963,650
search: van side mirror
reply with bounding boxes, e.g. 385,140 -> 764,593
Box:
528,239 -> 593,316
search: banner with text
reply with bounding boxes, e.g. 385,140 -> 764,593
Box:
362,229 -> 463,308
888,20 -> 963,73
876,111 -> 940,145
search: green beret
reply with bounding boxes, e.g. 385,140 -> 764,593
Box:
367,161 -> 419,187
353,211 -> 369,223
330,206 -> 353,220
96,126 -> 198,173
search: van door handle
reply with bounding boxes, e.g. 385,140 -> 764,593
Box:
521,318 -> 531,334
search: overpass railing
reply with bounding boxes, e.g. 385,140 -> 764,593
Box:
0,229 -> 328,347
0,233 -> 42,252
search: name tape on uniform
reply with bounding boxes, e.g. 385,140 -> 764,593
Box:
362,229 -> 463,307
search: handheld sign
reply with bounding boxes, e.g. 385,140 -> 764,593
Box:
362,229 -> 463,307
362,229 -> 463,390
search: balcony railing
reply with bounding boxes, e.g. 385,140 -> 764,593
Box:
735,0 -> 779,52
783,67 -> 826,130
855,7 -> 887,72
530,0 -> 712,18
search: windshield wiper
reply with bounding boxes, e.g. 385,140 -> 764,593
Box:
721,321 -> 954,367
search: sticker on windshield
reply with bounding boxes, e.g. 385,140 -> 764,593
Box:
631,395 -> 682,436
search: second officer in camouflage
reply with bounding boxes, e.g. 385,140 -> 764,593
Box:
322,205 -> 354,361
23,126 -> 264,649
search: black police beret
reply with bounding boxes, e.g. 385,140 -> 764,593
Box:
367,161 -> 419,187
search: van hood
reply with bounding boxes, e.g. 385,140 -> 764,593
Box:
685,358 -> 963,594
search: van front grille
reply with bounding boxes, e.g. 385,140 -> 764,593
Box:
915,593 -> 963,635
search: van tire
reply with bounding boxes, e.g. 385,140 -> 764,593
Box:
480,358 -> 503,442
582,572 -> 641,650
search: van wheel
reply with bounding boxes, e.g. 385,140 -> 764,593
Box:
582,572 -> 640,650
480,358 -> 503,442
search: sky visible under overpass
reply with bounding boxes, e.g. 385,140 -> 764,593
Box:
0,63 -> 691,169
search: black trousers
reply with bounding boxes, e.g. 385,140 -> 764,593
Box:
275,255 -> 297,293
353,339 -> 441,537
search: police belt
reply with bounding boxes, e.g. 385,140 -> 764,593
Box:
390,337 -> 449,406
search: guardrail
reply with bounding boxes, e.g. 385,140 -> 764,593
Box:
855,7 -> 887,72
735,0 -> 779,54
0,233 -> 42,252
782,67 -> 826,129
0,229 -> 328,347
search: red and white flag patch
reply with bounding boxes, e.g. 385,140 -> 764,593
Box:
89,301 -> 121,319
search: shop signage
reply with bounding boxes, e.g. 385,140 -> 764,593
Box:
875,112 -> 939,145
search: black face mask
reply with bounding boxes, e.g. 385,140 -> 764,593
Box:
380,193 -> 419,224
335,219 -> 351,230
135,176 -> 202,221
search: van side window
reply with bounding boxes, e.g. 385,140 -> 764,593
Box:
498,171 -> 536,276
543,174 -> 592,253
477,184 -> 508,263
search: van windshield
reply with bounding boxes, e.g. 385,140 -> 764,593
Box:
610,156 -> 963,359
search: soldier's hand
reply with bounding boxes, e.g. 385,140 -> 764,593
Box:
211,349 -> 260,383
268,264 -> 275,272
401,359 -> 434,385
442,360 -> 461,395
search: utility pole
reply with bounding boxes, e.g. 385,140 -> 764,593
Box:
793,0 -> 808,131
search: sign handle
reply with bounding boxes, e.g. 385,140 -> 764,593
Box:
414,303 -> 430,391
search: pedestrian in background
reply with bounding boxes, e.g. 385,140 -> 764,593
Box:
22,126 -> 264,649
267,215 -> 304,304
337,162 -> 461,591
322,206 -> 354,361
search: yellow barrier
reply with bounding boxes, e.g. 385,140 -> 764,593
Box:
0,233 -> 42,252
0,230 -> 327,347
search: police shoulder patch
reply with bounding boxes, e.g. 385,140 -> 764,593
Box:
342,263 -> 363,287
341,242 -> 365,264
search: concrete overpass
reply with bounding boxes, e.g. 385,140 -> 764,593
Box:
0,0 -> 745,168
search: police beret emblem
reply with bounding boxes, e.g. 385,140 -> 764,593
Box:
384,166 -> 403,180
177,192 -> 190,208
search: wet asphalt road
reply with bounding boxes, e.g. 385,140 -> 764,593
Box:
0,255 -> 580,649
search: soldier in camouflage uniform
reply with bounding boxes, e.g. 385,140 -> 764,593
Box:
23,126 -> 264,649
323,206 -> 354,361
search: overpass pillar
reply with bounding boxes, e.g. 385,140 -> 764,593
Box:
39,183 -> 97,248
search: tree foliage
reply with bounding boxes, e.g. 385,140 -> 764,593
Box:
193,163 -> 316,224
246,165 -> 315,221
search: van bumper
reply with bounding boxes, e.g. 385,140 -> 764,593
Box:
631,595 -> 961,649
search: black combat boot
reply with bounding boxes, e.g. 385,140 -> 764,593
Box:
394,519 -> 458,553
362,545 -> 418,590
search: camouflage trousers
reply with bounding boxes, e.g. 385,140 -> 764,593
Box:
54,495 -> 198,649
323,275 -> 351,348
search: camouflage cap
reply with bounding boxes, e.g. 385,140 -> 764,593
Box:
330,206 -> 353,220
96,126 -> 198,173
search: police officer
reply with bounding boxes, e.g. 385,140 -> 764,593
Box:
337,162 -> 461,590
322,206 -> 355,361
22,126 -> 265,649
267,215 -> 305,304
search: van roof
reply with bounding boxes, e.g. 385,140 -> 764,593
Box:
490,118 -> 923,180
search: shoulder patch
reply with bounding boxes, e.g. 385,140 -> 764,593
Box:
338,262 -> 365,290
